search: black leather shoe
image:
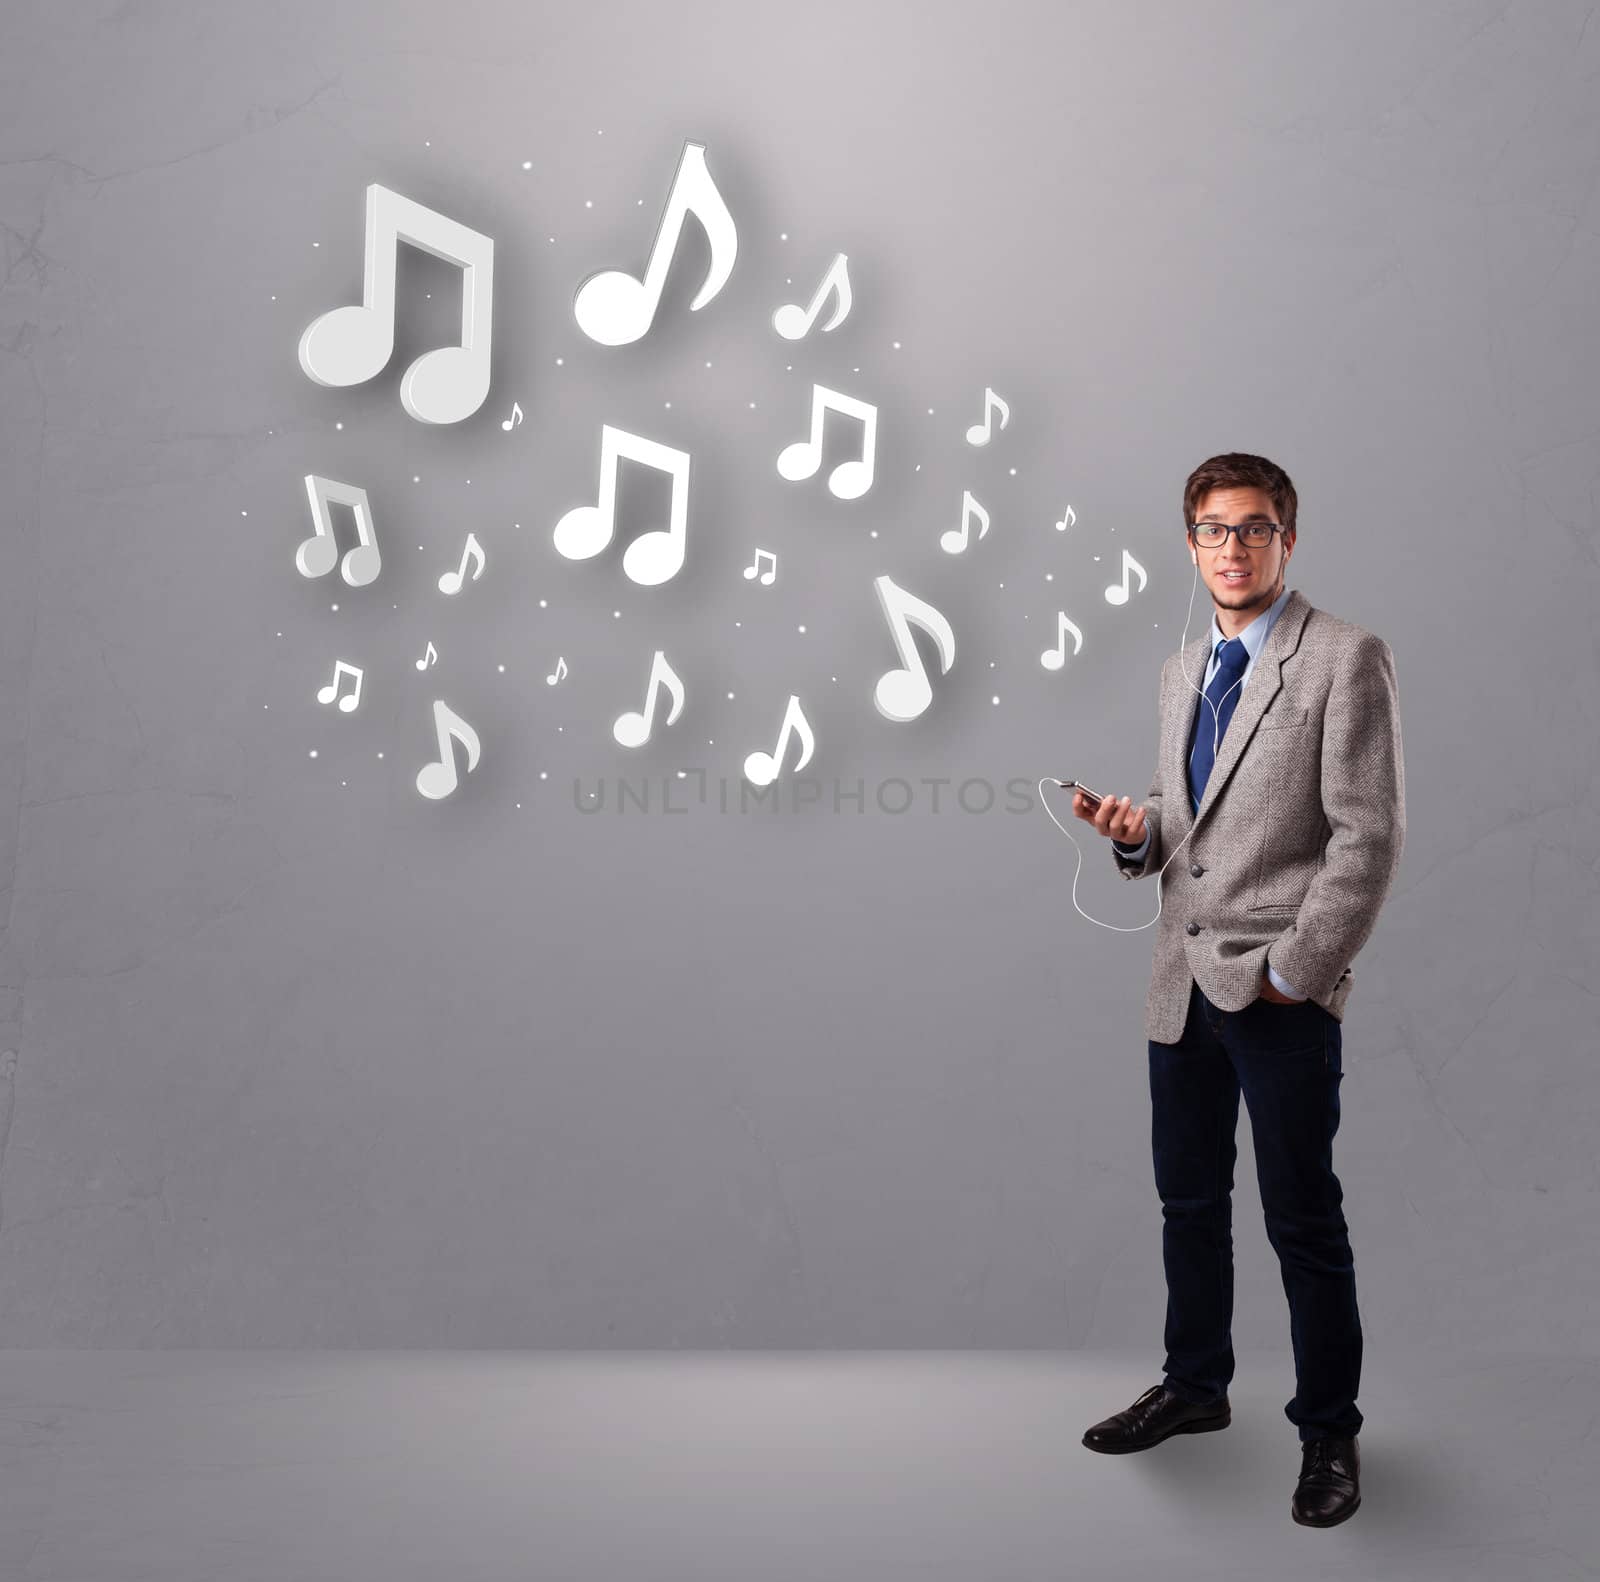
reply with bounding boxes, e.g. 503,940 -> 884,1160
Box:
1292,1435 -> 1361,1527
1081,1383 -> 1231,1454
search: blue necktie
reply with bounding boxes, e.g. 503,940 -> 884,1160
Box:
1188,636 -> 1249,814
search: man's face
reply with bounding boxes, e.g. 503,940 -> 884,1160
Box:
1190,486 -> 1295,617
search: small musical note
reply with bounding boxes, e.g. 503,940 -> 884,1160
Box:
500,400 -> 523,432
1104,547 -> 1148,606
316,659 -> 364,712
1040,611 -> 1084,672
545,655 -> 568,686
1054,504 -> 1077,532
415,640 -> 438,672
438,531 -> 486,595
776,383 -> 877,501
613,649 -> 686,748
772,252 -> 852,340
416,699 -> 481,801
742,548 -> 778,585
298,183 -> 495,425
965,386 -> 1011,446
939,490 -> 991,555
553,424 -> 690,585
743,694 -> 815,786
297,475 -> 382,587
872,574 -> 956,724
574,140 -> 738,346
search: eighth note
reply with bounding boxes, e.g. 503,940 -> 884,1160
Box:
965,386 -> 1011,446
415,640 -> 438,672
545,655 -> 568,686
872,574 -> 956,723
613,649 -> 685,748
316,659 -> 364,713
742,548 -> 777,585
501,400 -> 523,432
772,253 -> 852,340
939,490 -> 990,555
776,383 -> 877,501
1040,611 -> 1084,672
415,699 -> 481,801
743,694 -> 815,787
438,530 -> 486,595
1055,504 -> 1077,532
1103,547 -> 1148,606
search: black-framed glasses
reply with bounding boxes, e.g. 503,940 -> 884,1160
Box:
1190,520 -> 1284,549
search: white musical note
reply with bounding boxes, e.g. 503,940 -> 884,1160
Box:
500,400 -> 523,432
545,655 -> 568,686
315,659 -> 364,713
742,548 -> 777,585
297,474 -> 382,587
612,649 -> 686,748
743,694 -> 815,786
939,490 -> 991,555
1039,611 -> 1084,672
415,640 -> 438,671
772,252 -> 852,339
1054,504 -> 1077,532
871,574 -> 956,724
553,424 -> 690,586
415,699 -> 481,801
298,184 -> 494,425
573,140 -> 738,346
1104,547 -> 1148,606
776,384 -> 877,501
965,386 -> 1011,446
438,530 -> 486,595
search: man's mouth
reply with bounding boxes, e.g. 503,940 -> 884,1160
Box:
1220,571 -> 1251,583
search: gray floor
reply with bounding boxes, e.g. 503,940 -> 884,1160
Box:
0,1350 -> 1594,1581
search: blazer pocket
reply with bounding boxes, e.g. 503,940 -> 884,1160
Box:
1258,706 -> 1309,729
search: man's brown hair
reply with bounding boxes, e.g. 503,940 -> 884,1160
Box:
1183,453 -> 1298,534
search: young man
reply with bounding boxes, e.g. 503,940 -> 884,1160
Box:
1070,453 -> 1406,1530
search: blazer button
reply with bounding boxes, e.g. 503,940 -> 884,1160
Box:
1185,922 -> 1200,935
1189,862 -> 1203,877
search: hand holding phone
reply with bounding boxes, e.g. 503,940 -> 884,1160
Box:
1059,779 -> 1147,844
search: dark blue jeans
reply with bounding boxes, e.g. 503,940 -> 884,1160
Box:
1149,977 -> 1363,1443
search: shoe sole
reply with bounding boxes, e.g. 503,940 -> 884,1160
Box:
1292,1493 -> 1360,1528
1081,1407 -> 1231,1454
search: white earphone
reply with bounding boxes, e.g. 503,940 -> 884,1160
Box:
1036,537 -> 1290,933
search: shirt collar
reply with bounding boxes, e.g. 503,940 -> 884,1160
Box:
1211,583 -> 1293,664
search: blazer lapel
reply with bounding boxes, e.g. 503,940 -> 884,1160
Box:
1166,588 -> 1312,838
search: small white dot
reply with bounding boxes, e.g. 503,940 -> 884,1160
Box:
549,236 -> 555,242
927,408 -> 934,415
424,141 -> 430,148
870,529 -> 878,538
613,609 -> 620,618
705,360 -> 712,368
539,599 -> 547,608
708,739 -> 714,745
539,771 -> 547,780
734,620 -> 741,628
277,631 -> 282,637
331,602 -> 339,611
377,752 -> 384,759
749,401 -> 756,409
726,691 -> 735,700
522,160 -> 532,170
516,802 -> 521,808
263,703 -> 268,709
558,726 -> 564,732
798,624 -> 806,633
309,749 -> 318,758
498,664 -> 505,673
853,367 -> 859,373
992,696 -> 1000,705
989,661 -> 996,668
556,357 -> 563,365
240,509 -> 248,517
312,241 -> 320,248
341,780 -> 347,787
786,365 -> 792,371
413,475 -> 419,483
893,341 -> 901,349
585,199 -> 592,208
664,401 -> 671,408
270,295 -> 276,301
676,770 -> 685,779
1046,572 -> 1053,581
999,582 -> 1005,589
334,421 -> 342,430
780,232 -> 787,240
915,464 -> 921,472
1010,467 -> 1017,476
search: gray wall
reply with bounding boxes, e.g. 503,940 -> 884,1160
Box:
1,0 -> 1594,1348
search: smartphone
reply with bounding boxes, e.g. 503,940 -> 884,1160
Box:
1057,779 -> 1104,808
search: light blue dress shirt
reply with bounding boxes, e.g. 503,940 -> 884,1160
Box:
1112,583 -> 1306,1001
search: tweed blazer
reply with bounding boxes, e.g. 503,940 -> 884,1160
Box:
1112,587 -> 1406,1043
